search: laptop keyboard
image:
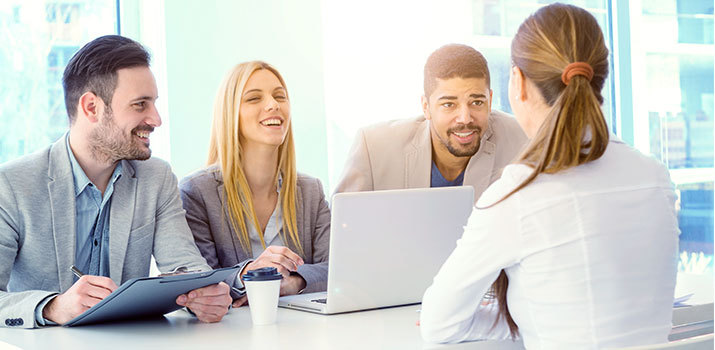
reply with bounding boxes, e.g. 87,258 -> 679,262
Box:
311,298 -> 327,304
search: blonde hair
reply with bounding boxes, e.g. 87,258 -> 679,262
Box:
207,61 -> 302,255
489,3 -> 610,338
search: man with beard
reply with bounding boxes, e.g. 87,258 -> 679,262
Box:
335,44 -> 527,202
0,35 -> 238,328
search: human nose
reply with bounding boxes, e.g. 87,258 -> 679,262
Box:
264,96 -> 280,112
455,104 -> 471,124
146,104 -> 162,127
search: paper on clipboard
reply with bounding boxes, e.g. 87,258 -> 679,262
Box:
64,265 -> 240,326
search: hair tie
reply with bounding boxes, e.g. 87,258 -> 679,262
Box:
561,62 -> 594,85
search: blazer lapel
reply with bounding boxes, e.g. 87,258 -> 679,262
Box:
47,135 -> 77,292
405,119 -> 432,188
464,129 -> 497,203
108,160 -> 136,284
292,183 -> 307,259
216,177 -> 245,263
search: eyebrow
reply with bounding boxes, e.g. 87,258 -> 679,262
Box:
130,96 -> 157,103
436,93 -> 487,101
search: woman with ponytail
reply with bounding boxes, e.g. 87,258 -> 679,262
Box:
421,4 -> 679,348
179,61 -> 330,306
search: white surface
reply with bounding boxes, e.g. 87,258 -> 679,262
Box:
245,279 -> 281,325
0,304 -> 710,349
0,305 -> 525,350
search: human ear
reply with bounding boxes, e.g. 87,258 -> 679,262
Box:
78,92 -> 101,123
511,66 -> 527,102
421,95 -> 431,120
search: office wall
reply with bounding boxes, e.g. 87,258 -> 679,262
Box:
163,0 -> 328,184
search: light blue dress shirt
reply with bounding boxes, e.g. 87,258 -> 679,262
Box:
34,136 -> 122,325
67,137 -> 122,279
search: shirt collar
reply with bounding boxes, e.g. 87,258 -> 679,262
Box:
65,134 -> 123,197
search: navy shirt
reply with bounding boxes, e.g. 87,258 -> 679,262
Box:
430,161 -> 465,187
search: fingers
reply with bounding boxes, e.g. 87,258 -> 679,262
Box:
176,282 -> 231,323
73,276 -> 116,308
232,296 -> 248,308
177,282 -> 232,323
247,246 -> 304,278
82,275 -> 118,293
265,246 -> 304,267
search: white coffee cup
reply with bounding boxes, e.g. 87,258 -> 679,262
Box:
243,267 -> 283,325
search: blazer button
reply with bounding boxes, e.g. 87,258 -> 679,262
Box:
4,319 -> 9,326
16,318 -> 23,326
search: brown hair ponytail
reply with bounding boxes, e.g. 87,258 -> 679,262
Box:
488,3 -> 610,338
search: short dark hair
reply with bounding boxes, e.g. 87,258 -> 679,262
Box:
62,35 -> 151,124
423,44 -> 490,98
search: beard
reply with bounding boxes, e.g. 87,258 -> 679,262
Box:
88,109 -> 153,163
440,123 -> 483,157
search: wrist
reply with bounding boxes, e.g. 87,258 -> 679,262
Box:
42,297 -> 58,323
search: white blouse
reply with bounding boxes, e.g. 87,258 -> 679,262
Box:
420,140 -> 680,349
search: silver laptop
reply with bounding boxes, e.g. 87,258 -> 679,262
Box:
279,186 -> 474,314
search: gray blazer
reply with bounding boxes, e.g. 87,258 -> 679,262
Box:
334,111 -> 528,202
179,167 -> 330,293
0,135 -> 211,328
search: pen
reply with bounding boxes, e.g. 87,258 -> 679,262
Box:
70,265 -> 84,279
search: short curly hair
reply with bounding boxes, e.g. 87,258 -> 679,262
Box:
423,44 -> 490,98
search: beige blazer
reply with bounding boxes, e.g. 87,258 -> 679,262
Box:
334,110 -> 527,202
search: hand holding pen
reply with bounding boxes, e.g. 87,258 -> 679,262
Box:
40,265 -> 118,325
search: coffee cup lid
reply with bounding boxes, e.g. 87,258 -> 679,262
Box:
242,267 -> 283,281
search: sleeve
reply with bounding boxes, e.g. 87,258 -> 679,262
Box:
333,128 -> 374,195
152,166 -> 211,274
420,175 -> 523,343
34,294 -> 58,326
179,178 -> 220,269
0,172 -> 56,328
295,177 -> 331,293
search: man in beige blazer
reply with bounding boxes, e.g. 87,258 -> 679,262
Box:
335,44 -> 527,202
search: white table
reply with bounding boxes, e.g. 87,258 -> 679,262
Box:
1,272 -> 711,350
0,305 -> 525,350
2,303 -> 712,350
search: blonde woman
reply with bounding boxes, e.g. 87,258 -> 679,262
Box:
420,3 -> 678,348
180,61 -> 330,305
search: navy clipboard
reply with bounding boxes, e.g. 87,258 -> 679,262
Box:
64,265 -> 240,326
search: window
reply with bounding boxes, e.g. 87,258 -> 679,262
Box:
322,0 -> 714,273
0,1 -> 117,164
628,0 -> 714,274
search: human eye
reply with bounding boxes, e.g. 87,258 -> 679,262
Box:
132,101 -> 146,110
441,102 -> 455,108
274,93 -> 287,101
471,100 -> 484,106
244,95 -> 261,103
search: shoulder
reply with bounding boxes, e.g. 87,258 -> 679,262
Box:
488,110 -> 527,143
297,173 -> 326,196
180,165 -> 221,187
179,165 -> 222,194
359,116 -> 427,142
476,163 -> 532,207
0,145 -> 52,187
0,146 -> 51,176
599,138 -> 672,184
123,157 -> 176,184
